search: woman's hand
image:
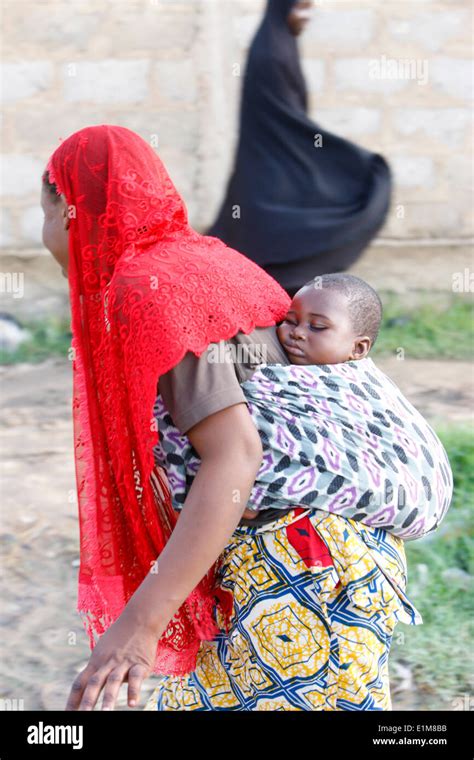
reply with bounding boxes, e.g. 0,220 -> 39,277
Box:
65,609 -> 160,711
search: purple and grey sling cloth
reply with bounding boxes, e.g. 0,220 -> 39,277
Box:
153,358 -> 453,541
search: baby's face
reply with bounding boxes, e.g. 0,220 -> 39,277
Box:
277,285 -> 370,365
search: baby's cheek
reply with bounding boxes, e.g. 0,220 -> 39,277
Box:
311,334 -> 339,363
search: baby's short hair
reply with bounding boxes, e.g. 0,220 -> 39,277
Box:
301,273 -> 383,345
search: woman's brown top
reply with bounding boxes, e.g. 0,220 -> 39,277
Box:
157,324 -> 295,526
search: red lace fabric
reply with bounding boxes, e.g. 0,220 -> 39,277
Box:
46,125 -> 291,676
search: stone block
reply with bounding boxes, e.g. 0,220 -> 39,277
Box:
314,107 -> 381,136
62,60 -> 150,103
304,9 -> 375,49
430,58 -> 473,101
1,155 -> 45,197
154,59 -> 197,103
393,108 -> 472,148
388,10 -> 470,53
391,156 -> 435,188
1,62 -> 53,104
334,58 -> 409,93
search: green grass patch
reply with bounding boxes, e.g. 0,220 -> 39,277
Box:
372,291 -> 473,360
391,426 -> 474,707
0,315 -> 72,365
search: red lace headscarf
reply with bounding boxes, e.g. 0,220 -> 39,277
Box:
46,125 -> 290,676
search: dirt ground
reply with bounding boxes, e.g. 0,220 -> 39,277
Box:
0,350 -> 472,711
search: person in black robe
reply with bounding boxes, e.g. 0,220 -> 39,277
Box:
207,0 -> 392,297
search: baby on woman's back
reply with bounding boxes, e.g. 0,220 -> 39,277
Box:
237,272 -> 451,538
156,273 -> 453,540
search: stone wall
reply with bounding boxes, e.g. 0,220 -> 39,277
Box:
1,0 -> 473,253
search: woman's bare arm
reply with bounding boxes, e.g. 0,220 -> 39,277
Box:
123,401 -> 263,634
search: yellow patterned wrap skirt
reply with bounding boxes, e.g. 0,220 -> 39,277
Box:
144,507 -> 422,711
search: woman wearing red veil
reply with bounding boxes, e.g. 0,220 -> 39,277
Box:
41,125 -> 418,712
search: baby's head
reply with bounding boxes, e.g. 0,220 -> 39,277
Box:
276,273 -> 383,365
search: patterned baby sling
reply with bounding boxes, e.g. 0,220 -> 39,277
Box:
154,358 -> 453,541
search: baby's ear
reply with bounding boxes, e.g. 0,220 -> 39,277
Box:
352,336 -> 371,359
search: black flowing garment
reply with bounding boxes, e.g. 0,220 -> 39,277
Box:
207,0 -> 392,296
